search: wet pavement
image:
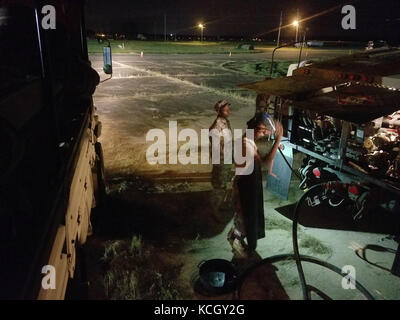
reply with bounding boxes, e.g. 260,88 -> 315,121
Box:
89,48 -> 354,176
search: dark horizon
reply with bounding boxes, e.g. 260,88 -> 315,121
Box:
85,0 -> 400,42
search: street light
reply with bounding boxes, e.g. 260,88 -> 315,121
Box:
198,23 -> 205,42
293,20 -> 299,43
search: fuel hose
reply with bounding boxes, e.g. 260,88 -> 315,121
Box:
235,182 -> 375,300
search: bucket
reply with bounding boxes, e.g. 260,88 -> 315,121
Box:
197,259 -> 238,295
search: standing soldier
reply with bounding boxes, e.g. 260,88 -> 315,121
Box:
255,93 -> 270,115
228,113 -> 283,258
209,100 -> 233,192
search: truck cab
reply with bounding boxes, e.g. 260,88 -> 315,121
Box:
0,0 -> 105,299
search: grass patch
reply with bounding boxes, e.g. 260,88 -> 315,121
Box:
288,278 -> 300,287
300,235 -> 332,256
101,235 -> 184,300
88,40 -> 265,54
266,217 -> 292,232
266,215 -> 332,256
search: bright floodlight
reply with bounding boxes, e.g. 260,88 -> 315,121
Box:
293,20 -> 299,27
198,24 -> 204,29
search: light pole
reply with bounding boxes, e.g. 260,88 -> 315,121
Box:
164,13 -> 167,42
198,24 -> 204,42
277,11 -> 283,47
293,20 -> 299,42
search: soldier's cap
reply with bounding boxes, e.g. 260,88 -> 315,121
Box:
214,100 -> 231,113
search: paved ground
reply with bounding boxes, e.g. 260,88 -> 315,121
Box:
88,49 -> 400,300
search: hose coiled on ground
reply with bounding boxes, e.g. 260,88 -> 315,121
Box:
236,182 -> 375,300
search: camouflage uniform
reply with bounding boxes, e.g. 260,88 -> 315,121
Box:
209,116 -> 233,189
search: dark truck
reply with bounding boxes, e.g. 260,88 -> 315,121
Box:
0,0 -> 108,299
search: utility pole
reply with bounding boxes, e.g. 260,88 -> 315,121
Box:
164,13 -> 167,41
295,8 -> 299,43
277,10 -> 283,47
198,24 -> 205,42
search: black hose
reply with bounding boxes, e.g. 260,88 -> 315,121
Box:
355,245 -> 397,274
278,147 -> 302,180
100,74 -> 113,83
292,183 -> 324,299
236,254 -> 374,300
293,182 -> 374,300
235,182 -> 375,300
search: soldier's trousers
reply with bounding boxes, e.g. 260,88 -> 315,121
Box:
211,164 -> 233,190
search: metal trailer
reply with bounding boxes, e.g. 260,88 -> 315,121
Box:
240,48 -> 400,276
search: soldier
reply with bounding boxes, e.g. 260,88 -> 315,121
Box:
255,93 -> 270,114
209,100 -> 233,191
228,112 -> 283,258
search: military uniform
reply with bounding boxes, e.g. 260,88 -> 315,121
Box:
209,116 -> 233,190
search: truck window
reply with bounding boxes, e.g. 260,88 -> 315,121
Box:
0,5 -> 41,98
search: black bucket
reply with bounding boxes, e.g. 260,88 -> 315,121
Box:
197,259 -> 238,295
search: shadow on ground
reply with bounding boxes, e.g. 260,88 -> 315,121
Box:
86,174 -> 236,300
238,263 -> 290,300
93,175 -> 234,248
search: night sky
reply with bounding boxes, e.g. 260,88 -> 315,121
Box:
86,0 -> 400,42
